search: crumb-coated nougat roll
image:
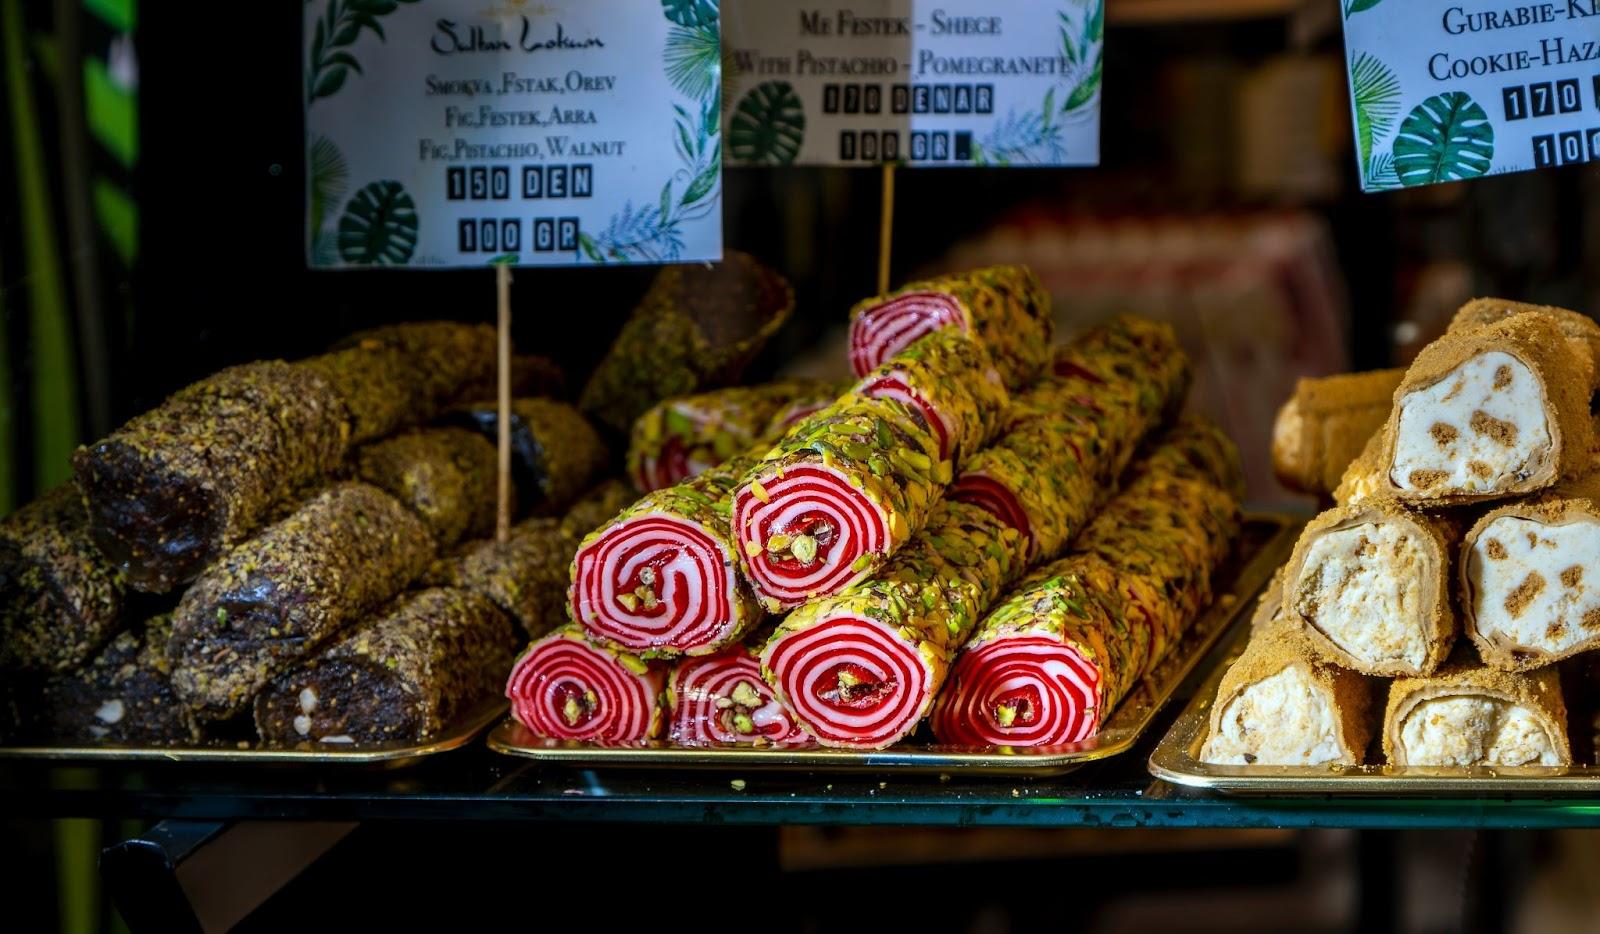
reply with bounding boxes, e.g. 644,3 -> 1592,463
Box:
1383,654 -> 1571,766
1448,297 -> 1600,379
1462,471 -> 1600,670
1284,501 -> 1456,676
1332,432 -> 1383,507
254,587 -> 516,746
1202,613 -> 1375,767
1377,313 -> 1594,503
1272,369 -> 1404,496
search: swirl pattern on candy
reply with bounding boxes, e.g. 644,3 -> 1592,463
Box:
852,330 -> 1010,467
572,456 -> 761,657
933,425 -> 1240,748
668,644 -> 811,747
506,625 -> 665,745
733,395 -> 948,612
848,265 -> 1052,391
627,381 -> 836,493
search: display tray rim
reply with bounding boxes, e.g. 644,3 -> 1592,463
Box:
1149,625 -> 1600,795
0,700 -> 506,767
487,512 -> 1299,777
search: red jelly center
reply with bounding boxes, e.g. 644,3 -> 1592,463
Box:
617,549 -> 678,618
992,688 -> 1039,727
816,663 -> 895,710
553,681 -> 597,727
765,514 -> 838,570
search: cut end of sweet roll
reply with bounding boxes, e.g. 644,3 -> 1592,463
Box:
848,292 -> 967,377
506,628 -> 663,745
947,473 -> 1033,556
668,646 -> 811,747
932,636 -> 1102,748
760,614 -> 934,749
734,464 -> 894,611
1383,659 -> 1570,767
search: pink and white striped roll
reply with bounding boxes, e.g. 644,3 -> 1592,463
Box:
848,292 -> 966,377
505,627 -> 664,744
733,465 -> 894,610
930,636 -> 1102,747
667,645 -> 811,746
631,436 -> 698,494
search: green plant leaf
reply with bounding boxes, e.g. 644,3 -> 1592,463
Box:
729,81 -> 805,166
1350,52 -> 1401,171
313,66 -> 349,100
1345,0 -> 1383,15
326,51 -> 362,73
308,134 -> 349,238
664,25 -> 720,100
1062,58 -> 1100,112
680,163 -> 719,206
659,180 -> 673,225
661,0 -> 718,27
578,232 -> 605,263
1392,91 -> 1494,187
1365,152 -> 1401,190
337,180 -> 418,265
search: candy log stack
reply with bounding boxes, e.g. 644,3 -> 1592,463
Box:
35,615 -> 200,746
933,423 -> 1242,747
354,427 -> 501,549
505,625 -> 666,745
668,643 -> 810,747
572,456 -> 762,657
627,381 -> 835,493
427,518 -> 573,639
448,398 -> 610,516
848,265 -> 1052,390
733,396 -> 947,611
852,330 -> 1011,467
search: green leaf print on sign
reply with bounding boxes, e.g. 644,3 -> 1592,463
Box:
337,181 -> 418,266
664,25 -> 720,100
1349,52 -> 1400,175
1392,92 -> 1494,187
661,0 -> 718,28
306,0 -> 422,105
308,134 -> 349,245
1344,0 -> 1383,16
729,81 -> 805,166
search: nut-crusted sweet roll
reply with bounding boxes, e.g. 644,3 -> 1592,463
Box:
1383,655 -> 1571,766
1201,613 -> 1375,767
1376,313 -> 1594,503
1283,501 -> 1456,676
1272,369 -> 1404,496
1462,472 -> 1600,670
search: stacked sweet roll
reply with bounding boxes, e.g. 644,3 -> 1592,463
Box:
512,264 -> 1246,750
1208,298 -> 1600,768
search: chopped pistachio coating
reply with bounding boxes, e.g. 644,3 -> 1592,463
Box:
0,485 -> 127,672
627,380 -> 837,492
560,479 -> 637,540
72,361 -> 352,593
849,264 -> 1053,391
580,250 -> 797,437
254,587 -> 517,745
760,382 -> 852,441
449,397 -> 610,515
37,614 -> 201,745
355,427 -> 501,549
425,518 -> 574,638
170,483 -> 437,720
854,330 -> 1011,467
1125,416 -> 1246,501
304,321 -> 497,444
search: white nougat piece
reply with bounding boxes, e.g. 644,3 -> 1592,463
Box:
1383,657 -> 1571,767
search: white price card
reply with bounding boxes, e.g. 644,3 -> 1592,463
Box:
720,1 -> 1103,167
304,0 -> 723,268
1342,1 -> 1600,192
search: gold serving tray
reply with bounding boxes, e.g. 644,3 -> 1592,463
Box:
0,701 -> 505,769
1149,627 -> 1598,795
488,514 -> 1299,777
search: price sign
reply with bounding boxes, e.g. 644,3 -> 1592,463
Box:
1342,1 -> 1600,191
304,0 -> 723,268
721,0 -> 1103,167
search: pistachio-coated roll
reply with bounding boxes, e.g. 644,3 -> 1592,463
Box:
848,265 -> 1052,391
668,642 -> 811,747
580,250 -> 796,438
1272,369 -> 1404,497
733,395 -> 947,611
506,624 -> 667,745
0,485 -> 127,672
627,381 -> 834,493
761,383 -> 849,441
36,615 -> 200,746
426,518 -> 573,639
852,330 -> 1010,467
573,456 -> 761,657
304,321 -> 498,444
354,427 -> 501,549
448,397 -> 610,516
254,587 -> 517,746
169,483 -> 437,720
1383,654 -> 1570,766
72,361 -> 351,593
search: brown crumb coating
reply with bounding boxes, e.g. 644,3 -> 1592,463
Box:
447,398 -> 610,515
1,485 -> 127,672
169,483 -> 437,720
579,250 -> 796,438
423,519 -> 574,638
560,479 -> 635,540
1204,612 -> 1376,765
1449,298 -> 1600,381
1377,313 -> 1595,503
72,361 -> 352,593
303,321 -> 498,444
1283,499 -> 1457,676
1273,369 -> 1404,496
254,587 -> 516,746
1382,651 -> 1571,766
354,427 -> 501,549
38,615 -> 201,746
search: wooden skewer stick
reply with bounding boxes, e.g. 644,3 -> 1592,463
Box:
496,263 -> 513,543
877,161 -> 896,294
